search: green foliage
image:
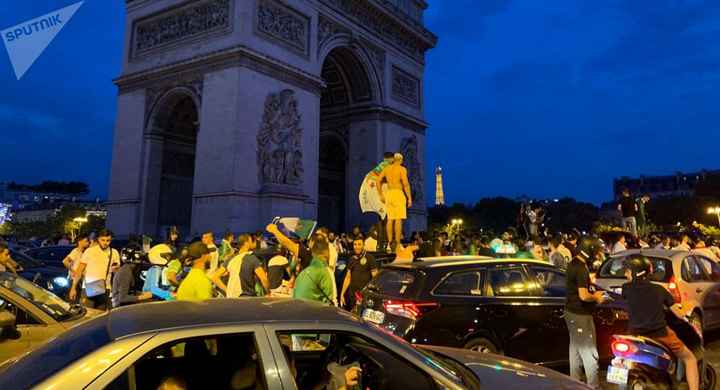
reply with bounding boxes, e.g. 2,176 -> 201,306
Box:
6,204 -> 105,240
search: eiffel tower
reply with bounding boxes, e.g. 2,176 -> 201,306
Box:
435,166 -> 445,206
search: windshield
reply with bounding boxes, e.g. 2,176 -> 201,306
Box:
598,256 -> 673,283
0,272 -> 72,320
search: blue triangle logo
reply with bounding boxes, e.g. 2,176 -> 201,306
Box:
1,1 -> 84,80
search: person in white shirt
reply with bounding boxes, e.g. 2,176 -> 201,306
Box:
63,234 -> 90,303
225,234 -> 256,298
611,235 -> 627,254
202,231 -> 220,277
364,230 -> 379,252
70,229 -> 120,310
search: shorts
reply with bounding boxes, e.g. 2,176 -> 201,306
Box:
654,327 -> 687,354
385,189 -> 407,220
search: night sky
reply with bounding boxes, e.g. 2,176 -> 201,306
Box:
2,1 -> 720,206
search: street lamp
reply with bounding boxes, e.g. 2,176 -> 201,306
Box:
707,207 -> 720,226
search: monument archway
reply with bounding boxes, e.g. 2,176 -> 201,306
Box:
145,89 -> 199,238
108,1 -> 436,238
319,47 -> 375,232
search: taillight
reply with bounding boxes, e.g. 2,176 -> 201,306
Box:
611,340 -> 637,356
383,300 -> 439,321
354,291 -> 363,306
668,276 -> 682,303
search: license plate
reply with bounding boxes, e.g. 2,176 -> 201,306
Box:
362,309 -> 385,324
606,365 -> 629,385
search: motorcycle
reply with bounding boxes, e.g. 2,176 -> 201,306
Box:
607,310 -> 717,389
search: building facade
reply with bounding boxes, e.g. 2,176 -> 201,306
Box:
613,170 -> 720,200
107,0 -> 437,238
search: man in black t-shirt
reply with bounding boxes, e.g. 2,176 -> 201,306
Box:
239,250 -> 269,297
617,188 -> 638,237
564,239 -> 608,389
340,237 -> 378,310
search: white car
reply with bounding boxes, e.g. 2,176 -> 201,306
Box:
595,249 -> 720,333
0,272 -> 101,364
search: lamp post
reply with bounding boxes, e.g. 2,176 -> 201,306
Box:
707,207 -> 720,226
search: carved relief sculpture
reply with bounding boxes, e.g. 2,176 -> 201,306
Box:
256,0 -> 310,56
400,135 -> 423,205
132,0 -> 231,57
392,66 -> 420,107
257,89 -> 304,187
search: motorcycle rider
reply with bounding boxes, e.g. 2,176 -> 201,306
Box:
622,256 -> 699,390
112,247 -> 153,308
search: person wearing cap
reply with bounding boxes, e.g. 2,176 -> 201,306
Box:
176,242 -> 216,302
377,153 -> 412,250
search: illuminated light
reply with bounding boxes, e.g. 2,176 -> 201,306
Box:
614,342 -> 629,352
494,365 -> 501,370
411,338 -> 417,343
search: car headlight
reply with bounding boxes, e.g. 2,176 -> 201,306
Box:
52,276 -> 69,288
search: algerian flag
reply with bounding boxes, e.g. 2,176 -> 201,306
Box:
2,1 -> 84,80
275,217 -> 317,240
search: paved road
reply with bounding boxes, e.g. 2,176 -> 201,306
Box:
594,329 -> 720,389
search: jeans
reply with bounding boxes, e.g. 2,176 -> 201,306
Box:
565,311 -> 600,389
622,216 -> 637,237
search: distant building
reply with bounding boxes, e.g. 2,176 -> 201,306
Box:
435,166 -> 445,206
0,182 -> 83,210
613,170 -> 720,200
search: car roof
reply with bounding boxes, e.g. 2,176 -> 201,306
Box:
386,256 -> 554,269
610,249 -> 687,259
105,298 -> 359,339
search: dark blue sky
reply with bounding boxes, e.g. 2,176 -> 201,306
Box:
1,1 -> 720,205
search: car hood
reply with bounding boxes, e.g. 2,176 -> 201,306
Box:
418,345 -> 591,390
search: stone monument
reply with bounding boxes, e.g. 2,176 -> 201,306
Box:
107,0 -> 437,238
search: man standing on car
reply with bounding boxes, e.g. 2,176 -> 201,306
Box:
70,229 -> 120,310
617,188 -> 638,237
565,239 -> 608,389
340,236 -> 378,310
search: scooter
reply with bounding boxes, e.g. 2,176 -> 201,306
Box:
607,310 -> 717,390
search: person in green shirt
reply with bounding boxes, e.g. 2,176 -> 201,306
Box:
292,236 -> 334,304
176,242 -> 216,302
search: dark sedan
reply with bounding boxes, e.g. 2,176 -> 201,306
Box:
10,250 -> 69,296
0,299 -> 590,389
356,256 -> 628,367
23,245 -> 74,268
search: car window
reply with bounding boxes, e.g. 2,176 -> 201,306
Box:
0,273 -> 71,321
488,267 -> 533,297
528,266 -> 566,297
692,256 -> 720,282
433,271 -> 482,296
0,297 -> 41,325
276,331 -> 442,390
598,256 -> 672,282
105,333 -> 266,390
682,257 -> 710,283
9,251 -> 41,269
368,269 -> 417,296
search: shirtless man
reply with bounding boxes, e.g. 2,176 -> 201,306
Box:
378,153 -> 412,249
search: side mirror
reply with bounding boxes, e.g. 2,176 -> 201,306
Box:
0,310 -> 19,340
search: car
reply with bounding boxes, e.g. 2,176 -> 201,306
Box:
0,298 -> 591,390
23,245 -> 74,268
355,256 -> 629,367
594,249 -> 720,333
0,272 -> 101,364
10,249 -> 70,296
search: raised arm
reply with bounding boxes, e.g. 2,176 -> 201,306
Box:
266,224 -> 300,257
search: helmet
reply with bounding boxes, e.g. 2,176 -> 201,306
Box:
625,256 -> 652,280
120,247 -> 147,265
575,237 -> 601,262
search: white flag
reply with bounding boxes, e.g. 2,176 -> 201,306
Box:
2,1 -> 84,80
359,173 -> 387,219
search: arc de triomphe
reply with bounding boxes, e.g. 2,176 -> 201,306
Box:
107,0 -> 437,239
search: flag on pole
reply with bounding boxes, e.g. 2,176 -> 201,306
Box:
359,173 -> 387,219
